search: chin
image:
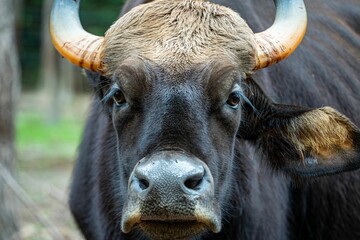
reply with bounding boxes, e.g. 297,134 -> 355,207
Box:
139,221 -> 207,240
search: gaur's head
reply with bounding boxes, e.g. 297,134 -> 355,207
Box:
50,0 -> 360,239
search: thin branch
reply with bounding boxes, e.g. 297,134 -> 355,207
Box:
0,163 -> 65,240
20,171 -> 68,205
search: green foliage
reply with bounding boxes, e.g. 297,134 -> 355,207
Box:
80,0 -> 126,35
19,0 -> 43,89
16,112 -> 84,168
20,0 -> 126,89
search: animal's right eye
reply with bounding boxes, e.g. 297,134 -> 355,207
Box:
113,89 -> 126,106
226,91 -> 241,109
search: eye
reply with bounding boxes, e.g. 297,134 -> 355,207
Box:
113,89 -> 126,106
226,91 -> 241,109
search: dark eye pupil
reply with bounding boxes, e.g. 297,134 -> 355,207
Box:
227,92 -> 240,107
113,90 -> 126,105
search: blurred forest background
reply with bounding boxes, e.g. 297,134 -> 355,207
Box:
0,0 -> 126,239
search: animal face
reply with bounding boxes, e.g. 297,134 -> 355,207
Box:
101,58 -> 245,238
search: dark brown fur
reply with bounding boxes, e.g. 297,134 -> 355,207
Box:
69,0 -> 360,239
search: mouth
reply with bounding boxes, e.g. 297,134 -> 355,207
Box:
121,210 -> 221,239
139,220 -> 207,240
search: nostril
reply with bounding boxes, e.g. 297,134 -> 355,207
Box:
138,178 -> 150,190
184,174 -> 204,191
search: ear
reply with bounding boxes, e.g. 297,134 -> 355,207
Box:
239,78 -> 360,177
260,106 -> 360,177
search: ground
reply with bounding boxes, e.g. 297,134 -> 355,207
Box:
18,167 -> 82,240
14,92 -> 90,240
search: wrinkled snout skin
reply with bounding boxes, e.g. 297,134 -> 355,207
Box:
121,151 -> 221,239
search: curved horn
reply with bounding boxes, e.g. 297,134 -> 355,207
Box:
50,0 -> 104,72
254,0 -> 307,70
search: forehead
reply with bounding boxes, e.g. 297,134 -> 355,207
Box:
102,0 -> 256,76
114,57 -> 241,91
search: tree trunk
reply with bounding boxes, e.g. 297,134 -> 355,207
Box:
0,0 -> 20,239
39,0 -> 60,123
40,0 -> 76,123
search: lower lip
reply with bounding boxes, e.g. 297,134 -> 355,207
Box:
139,221 -> 206,239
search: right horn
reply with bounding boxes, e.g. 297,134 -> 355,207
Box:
50,0 -> 104,72
254,0 -> 307,70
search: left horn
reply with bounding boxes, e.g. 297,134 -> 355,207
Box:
254,0 -> 307,70
50,0 -> 104,72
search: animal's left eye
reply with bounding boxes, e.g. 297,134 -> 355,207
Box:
226,91 -> 241,109
113,89 -> 126,106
